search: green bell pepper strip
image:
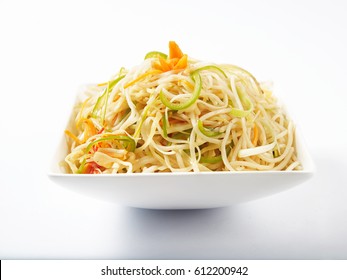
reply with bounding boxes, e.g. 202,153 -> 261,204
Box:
91,75 -> 125,123
230,106 -> 252,118
144,51 -> 168,60
197,119 -> 222,137
77,158 -> 87,174
200,155 -> 223,164
159,72 -> 202,111
199,146 -> 232,164
191,65 -> 227,79
86,135 -> 135,153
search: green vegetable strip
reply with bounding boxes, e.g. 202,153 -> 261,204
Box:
102,82 -> 111,123
77,134 -> 134,174
120,108 -> 131,122
192,65 -> 227,78
108,75 -> 125,90
273,143 -> 281,158
133,98 -> 156,139
200,155 -> 223,164
86,135 -> 136,153
91,75 -> 125,123
144,51 -> 168,60
162,110 -> 169,138
230,83 -> 254,117
230,107 -> 252,118
91,89 -> 107,118
225,64 -> 263,94
77,158 -> 87,174
199,146 -> 232,164
197,120 -> 221,137
170,129 -> 192,140
159,72 -> 202,111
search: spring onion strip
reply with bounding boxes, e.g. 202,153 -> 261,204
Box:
192,65 -> 227,79
197,119 -> 222,137
92,75 -> 125,123
230,83 -> 254,117
162,109 -> 169,137
159,72 -> 202,111
86,135 -> 135,153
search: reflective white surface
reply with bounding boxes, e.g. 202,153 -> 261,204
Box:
1,149 -> 346,259
1,0 -> 347,259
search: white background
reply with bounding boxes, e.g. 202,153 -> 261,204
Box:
1,0 -> 347,259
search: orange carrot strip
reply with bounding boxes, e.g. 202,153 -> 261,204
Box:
65,130 -> 82,145
113,94 -> 121,102
169,41 -> 183,59
82,119 -> 97,142
152,62 -> 164,71
158,56 -> 171,72
124,70 -> 162,89
76,97 -> 91,128
173,54 -> 188,70
252,124 -> 258,146
168,58 -> 179,68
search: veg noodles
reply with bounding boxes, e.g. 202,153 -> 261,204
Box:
64,42 -> 301,174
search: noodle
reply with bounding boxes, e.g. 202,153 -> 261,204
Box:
64,42 -> 301,174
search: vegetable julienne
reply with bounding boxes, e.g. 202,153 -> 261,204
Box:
197,120 -> 221,137
64,41 -> 301,174
159,72 -> 202,111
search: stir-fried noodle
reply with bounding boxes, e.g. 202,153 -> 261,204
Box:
64,42 -> 301,174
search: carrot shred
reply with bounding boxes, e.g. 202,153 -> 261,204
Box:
169,41 -> 183,59
65,130 -> 82,145
82,119 -> 97,142
158,56 -> 171,72
113,94 -> 121,102
124,70 -> 162,88
168,58 -> 179,68
252,124 -> 258,146
151,42 -> 188,73
152,62 -> 163,71
174,54 -> 188,70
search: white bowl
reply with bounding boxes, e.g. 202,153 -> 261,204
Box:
49,86 -> 314,209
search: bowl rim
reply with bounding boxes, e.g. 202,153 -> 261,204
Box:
49,167 -> 314,177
